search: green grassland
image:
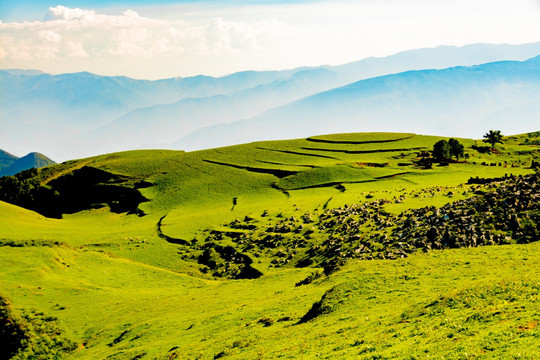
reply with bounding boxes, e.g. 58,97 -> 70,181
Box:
0,132 -> 539,359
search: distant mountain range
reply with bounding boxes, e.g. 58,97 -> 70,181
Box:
1,42 -> 540,160
0,150 -> 56,177
174,56 -> 540,150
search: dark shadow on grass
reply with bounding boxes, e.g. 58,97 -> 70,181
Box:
203,159 -> 297,178
157,215 -> 189,245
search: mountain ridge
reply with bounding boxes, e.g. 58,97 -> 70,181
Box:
2,42 -> 540,161
173,56 -> 540,151
0,152 -> 56,177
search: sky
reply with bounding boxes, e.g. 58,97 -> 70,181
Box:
1,0 -> 539,79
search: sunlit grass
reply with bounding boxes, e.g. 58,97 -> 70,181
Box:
0,131 -> 538,359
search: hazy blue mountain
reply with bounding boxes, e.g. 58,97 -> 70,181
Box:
65,42 -> 540,157
84,68 -> 340,154
2,42 -> 540,160
2,69 -> 45,76
332,42 -> 540,80
0,152 -> 56,177
0,69 -> 302,159
173,56 -> 540,151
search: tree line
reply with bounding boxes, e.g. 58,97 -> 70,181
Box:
421,130 -> 504,168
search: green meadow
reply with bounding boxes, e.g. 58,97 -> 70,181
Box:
1,132 -> 539,359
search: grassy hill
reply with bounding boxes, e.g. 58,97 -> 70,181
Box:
0,132 -> 539,359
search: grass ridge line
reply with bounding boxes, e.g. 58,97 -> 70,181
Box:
278,179 -> 376,191
301,146 -> 427,154
256,160 -> 319,169
157,214 -> 189,245
203,159 -> 297,178
257,147 -> 339,159
306,135 -> 414,145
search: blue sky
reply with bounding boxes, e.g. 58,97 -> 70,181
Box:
1,0 -> 539,79
0,0 -> 317,21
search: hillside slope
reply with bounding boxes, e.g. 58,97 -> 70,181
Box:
1,132 -> 538,239
0,149 -> 18,172
0,131 -> 539,359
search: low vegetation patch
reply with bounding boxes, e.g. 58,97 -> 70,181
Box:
1,296 -> 76,360
193,172 -> 539,277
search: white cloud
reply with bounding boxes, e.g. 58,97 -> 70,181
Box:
66,41 -> 88,58
45,5 -> 97,21
0,6 -> 285,68
38,30 -> 62,43
0,1 -> 538,78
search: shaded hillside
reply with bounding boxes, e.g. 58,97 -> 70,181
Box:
0,152 -> 55,177
0,165 -> 147,218
0,150 -> 18,172
174,56 -> 540,151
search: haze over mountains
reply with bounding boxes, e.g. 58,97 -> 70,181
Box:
177,56 -> 540,150
1,42 -> 540,161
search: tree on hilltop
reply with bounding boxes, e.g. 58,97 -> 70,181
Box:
483,130 -> 503,150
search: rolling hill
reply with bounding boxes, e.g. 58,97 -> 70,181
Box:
174,56 -> 540,151
0,131 -> 539,359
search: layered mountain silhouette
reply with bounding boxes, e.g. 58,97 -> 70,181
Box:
1,42 -> 540,160
0,150 -> 56,177
86,68 -> 340,153
0,68 -> 302,159
174,56 -> 540,150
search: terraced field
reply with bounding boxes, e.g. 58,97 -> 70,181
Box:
0,132 -> 539,359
